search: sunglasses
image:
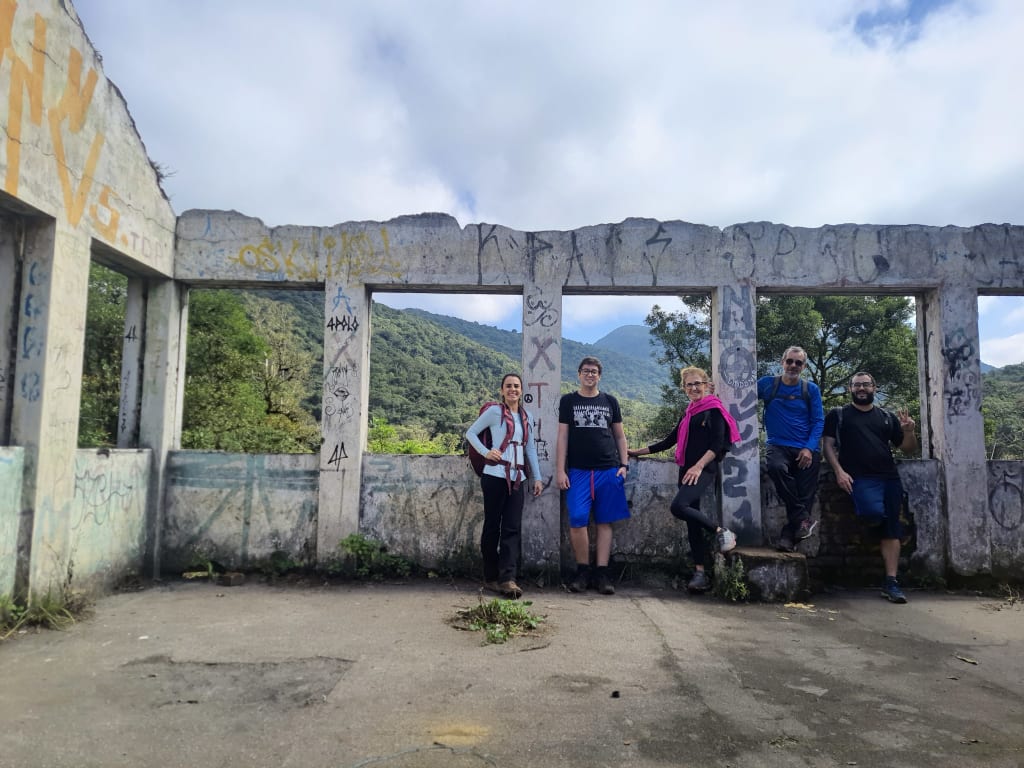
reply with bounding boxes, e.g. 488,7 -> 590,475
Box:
784,359 -> 805,367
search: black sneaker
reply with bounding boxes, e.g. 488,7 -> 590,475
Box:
594,573 -> 615,595
796,519 -> 818,540
569,568 -> 590,593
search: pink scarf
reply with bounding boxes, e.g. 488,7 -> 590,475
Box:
674,395 -> 742,466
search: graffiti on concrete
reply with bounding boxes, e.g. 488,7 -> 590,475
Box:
526,381 -> 551,463
642,223 -> 672,286
529,336 -> 557,370
989,464 -> 1023,531
232,238 -> 318,281
72,463 -> 138,527
323,365 -> 354,431
1,3 -> 165,258
941,328 -> 979,417
717,283 -> 758,389
525,293 -> 558,329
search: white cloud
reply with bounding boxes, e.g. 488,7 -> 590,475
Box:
72,0 -> 1024,354
982,333 -> 1024,368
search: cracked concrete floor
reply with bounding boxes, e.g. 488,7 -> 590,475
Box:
1,579 -> 1022,768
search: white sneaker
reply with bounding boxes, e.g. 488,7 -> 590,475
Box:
717,529 -> 737,553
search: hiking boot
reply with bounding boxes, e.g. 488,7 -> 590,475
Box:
568,568 -> 590,593
717,528 -> 737,553
499,580 -> 523,599
594,572 -> 615,595
687,571 -> 710,592
483,580 -> 503,595
797,518 -> 818,540
776,534 -> 796,553
881,578 -> 908,604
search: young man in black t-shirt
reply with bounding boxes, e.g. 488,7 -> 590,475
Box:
556,357 -> 630,595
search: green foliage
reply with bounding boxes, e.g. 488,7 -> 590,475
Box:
645,294 -> 920,422
452,597 -> 544,644
338,534 -> 413,580
983,363 -> 1024,459
712,555 -> 750,602
182,289 -> 319,453
0,590 -> 82,641
79,263 -> 128,447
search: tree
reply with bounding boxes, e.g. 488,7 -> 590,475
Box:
645,294 -> 920,420
79,263 -> 127,447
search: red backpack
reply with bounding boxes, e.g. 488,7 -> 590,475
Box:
467,402 -> 529,482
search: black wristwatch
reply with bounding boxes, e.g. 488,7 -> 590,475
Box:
620,463 -> 629,469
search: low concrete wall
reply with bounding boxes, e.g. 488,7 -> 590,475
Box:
0,448 -> 24,599
68,450 -> 150,594
155,451 -> 1022,586
161,452 -> 318,573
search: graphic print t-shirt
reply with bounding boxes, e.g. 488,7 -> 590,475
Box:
558,391 -> 622,470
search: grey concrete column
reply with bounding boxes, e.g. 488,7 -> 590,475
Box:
10,222 -> 89,599
520,281 -> 562,575
711,282 -> 762,545
138,278 -> 185,578
116,277 -> 146,447
318,278 -> 369,563
924,283 -> 990,574
0,217 -> 20,445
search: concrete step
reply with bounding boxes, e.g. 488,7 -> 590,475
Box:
720,546 -> 810,602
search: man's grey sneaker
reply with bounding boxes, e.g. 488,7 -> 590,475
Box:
568,569 -> 590,593
881,579 -> 908,604
797,518 -> 818,540
594,573 -> 615,595
776,535 -> 796,553
687,570 -> 711,592
717,528 -> 737,553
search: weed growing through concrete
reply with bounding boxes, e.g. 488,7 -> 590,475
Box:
712,554 -> 750,602
0,590 -> 85,641
338,534 -> 413,580
452,598 -> 544,644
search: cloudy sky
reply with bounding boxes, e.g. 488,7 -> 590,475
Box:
74,0 -> 1024,364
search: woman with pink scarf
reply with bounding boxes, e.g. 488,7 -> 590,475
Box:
627,366 -> 741,593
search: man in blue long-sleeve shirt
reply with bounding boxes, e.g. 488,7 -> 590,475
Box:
758,346 -> 824,552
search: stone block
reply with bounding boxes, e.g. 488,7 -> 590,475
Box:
728,547 -> 809,602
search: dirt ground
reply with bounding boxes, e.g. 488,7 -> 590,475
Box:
1,578 -> 1022,768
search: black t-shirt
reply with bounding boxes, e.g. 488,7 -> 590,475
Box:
558,391 -> 623,470
823,404 -> 902,479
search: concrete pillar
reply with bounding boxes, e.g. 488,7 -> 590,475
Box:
711,281 -> 762,545
0,216 -> 20,444
116,276 -> 146,447
520,279 -> 562,574
138,278 -> 185,578
11,221 -> 89,599
318,278 -> 369,563
924,283 -> 990,574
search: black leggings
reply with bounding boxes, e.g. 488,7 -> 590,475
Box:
669,469 -> 718,565
480,473 -> 524,582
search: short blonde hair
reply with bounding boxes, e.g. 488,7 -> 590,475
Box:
678,366 -> 709,387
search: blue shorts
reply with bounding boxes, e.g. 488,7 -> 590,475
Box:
851,477 -> 904,540
566,468 -> 630,528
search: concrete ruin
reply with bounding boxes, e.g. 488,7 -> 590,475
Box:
2,0 -> 1022,601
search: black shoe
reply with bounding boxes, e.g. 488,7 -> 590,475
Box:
594,573 -> 615,595
776,535 -> 796,553
686,571 -> 710,592
569,568 -> 590,593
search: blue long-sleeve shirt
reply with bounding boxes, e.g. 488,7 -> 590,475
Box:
757,375 -> 824,452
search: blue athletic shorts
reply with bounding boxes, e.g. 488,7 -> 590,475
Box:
566,467 -> 630,528
851,477 -> 904,540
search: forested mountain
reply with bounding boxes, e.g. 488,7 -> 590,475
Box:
79,269 -> 1023,458
403,309 -> 666,402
